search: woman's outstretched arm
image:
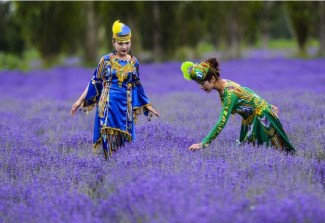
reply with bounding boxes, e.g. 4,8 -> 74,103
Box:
71,84 -> 89,115
189,91 -> 238,151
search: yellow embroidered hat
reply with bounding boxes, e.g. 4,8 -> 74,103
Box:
112,20 -> 132,42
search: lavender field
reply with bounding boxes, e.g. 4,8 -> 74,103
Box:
1,58 -> 325,223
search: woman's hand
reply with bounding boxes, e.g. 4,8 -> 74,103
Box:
146,105 -> 160,117
71,100 -> 82,116
188,143 -> 203,151
271,105 -> 279,117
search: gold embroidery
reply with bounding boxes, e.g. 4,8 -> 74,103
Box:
98,82 -> 109,118
204,93 -> 232,144
111,58 -> 135,87
253,98 -> 260,105
242,100 -> 268,125
232,87 -> 253,101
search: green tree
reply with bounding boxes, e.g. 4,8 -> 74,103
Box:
84,1 -> 98,65
284,1 -> 317,56
200,2 -> 264,58
96,1 -> 144,56
319,1 -> 325,57
176,2 -> 209,47
0,1 -> 25,55
15,1 -> 85,65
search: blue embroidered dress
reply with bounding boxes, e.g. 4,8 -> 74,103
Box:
82,52 -> 151,158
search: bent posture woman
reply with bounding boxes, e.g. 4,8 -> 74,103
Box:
181,58 -> 295,153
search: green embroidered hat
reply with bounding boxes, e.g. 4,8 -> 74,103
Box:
181,61 -> 210,82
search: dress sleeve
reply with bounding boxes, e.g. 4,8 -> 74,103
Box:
201,90 -> 238,147
132,59 -> 151,116
82,57 -> 106,110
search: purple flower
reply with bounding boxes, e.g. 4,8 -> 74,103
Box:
0,57 -> 324,222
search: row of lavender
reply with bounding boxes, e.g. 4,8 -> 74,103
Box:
0,58 -> 324,222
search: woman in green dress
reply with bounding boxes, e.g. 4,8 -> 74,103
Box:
181,58 -> 295,153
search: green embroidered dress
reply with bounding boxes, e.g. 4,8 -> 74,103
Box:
201,80 -> 295,152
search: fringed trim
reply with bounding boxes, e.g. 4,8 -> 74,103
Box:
133,103 -> 152,123
92,137 -> 102,149
80,79 -> 103,114
93,127 -> 132,160
80,102 -> 96,114
100,127 -> 132,140
92,138 -> 102,155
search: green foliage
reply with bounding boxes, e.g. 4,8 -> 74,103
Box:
267,38 -> 318,50
284,1 -> 318,55
0,53 -> 28,70
0,2 -> 25,55
174,46 -> 196,61
268,39 -> 297,49
174,41 -> 215,61
0,1 -> 323,67
196,41 -> 214,53
14,1 -> 85,64
268,3 -> 292,39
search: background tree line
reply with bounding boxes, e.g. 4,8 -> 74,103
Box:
0,1 -> 324,67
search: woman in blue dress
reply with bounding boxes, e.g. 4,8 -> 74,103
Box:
71,20 -> 159,160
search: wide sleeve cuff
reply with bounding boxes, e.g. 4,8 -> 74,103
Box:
81,79 -> 103,112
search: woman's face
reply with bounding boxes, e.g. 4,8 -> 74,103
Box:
198,80 -> 214,93
113,40 -> 131,57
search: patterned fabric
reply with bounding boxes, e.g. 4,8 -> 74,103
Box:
181,61 -> 209,82
190,62 -> 209,81
82,52 -> 151,159
201,80 -> 295,153
112,20 -> 131,43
